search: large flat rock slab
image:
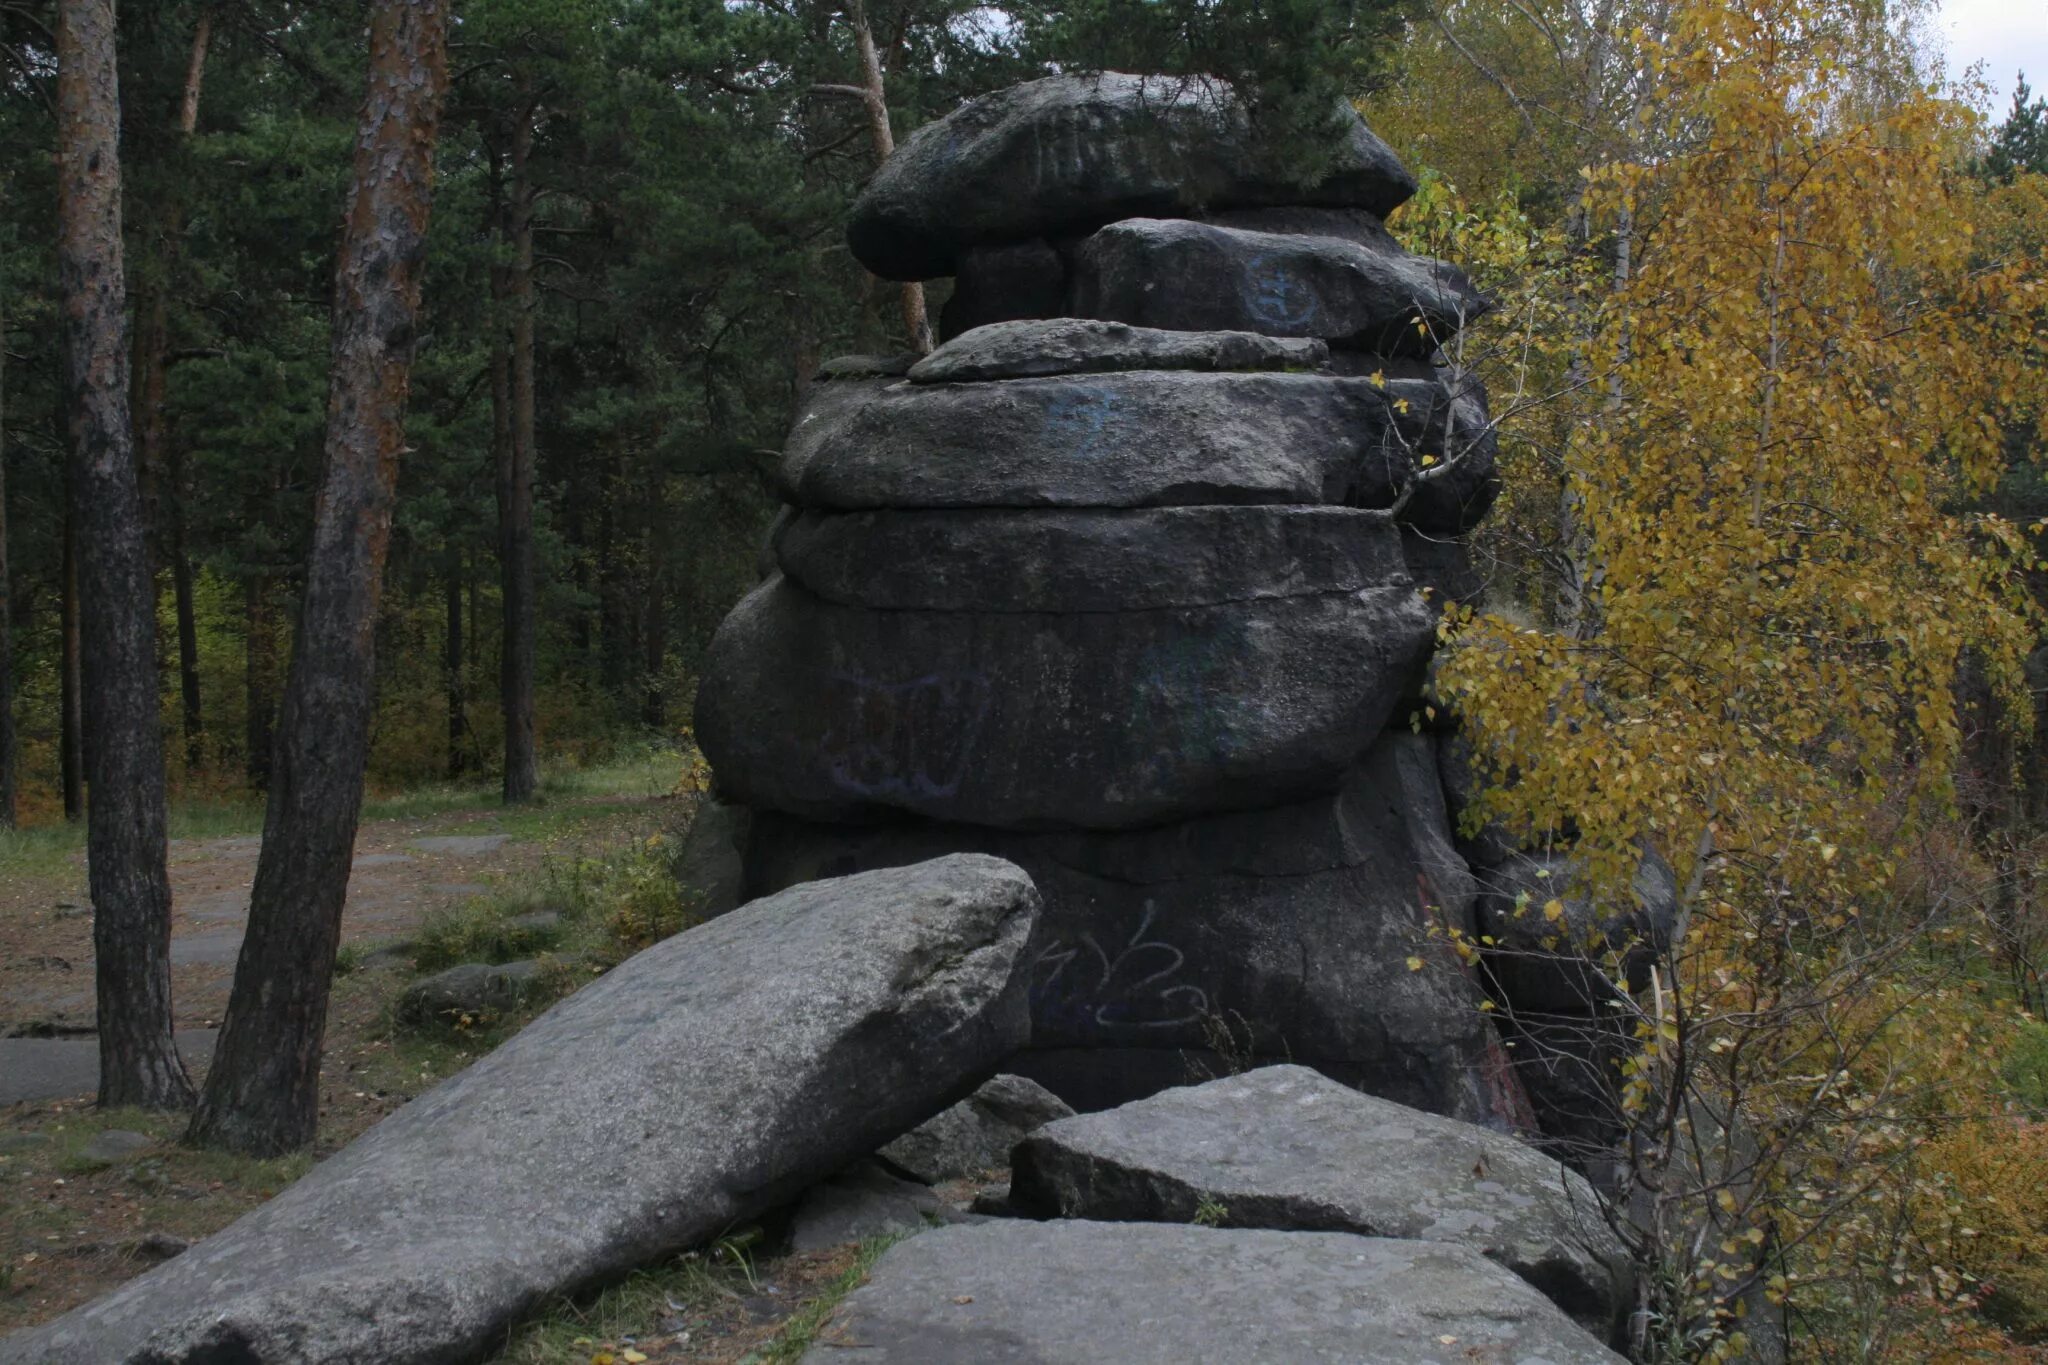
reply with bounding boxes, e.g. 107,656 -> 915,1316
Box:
1073,217 -> 1489,355
802,1220 -> 1625,1363
742,733 -> 1520,1127
779,371 -> 1422,512
695,574 -> 1432,830
1,856 -> 1040,1365
772,505 -> 1408,612
848,73 -> 1416,280
1010,1065 -> 1631,1341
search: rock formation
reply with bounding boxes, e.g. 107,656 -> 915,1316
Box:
695,72 -> 1518,1120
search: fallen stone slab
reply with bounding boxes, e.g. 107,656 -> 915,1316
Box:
0,855 -> 1039,1365
801,1220 -> 1625,1363
1072,217 -> 1490,356
908,318 -> 1326,384
789,1160 -> 950,1253
878,1074 -> 1073,1184
771,505 -> 1408,613
1009,1065 -> 1631,1341
695,573 -> 1432,830
778,371 -> 1424,512
848,72 -> 1416,280
0,1030 -> 218,1108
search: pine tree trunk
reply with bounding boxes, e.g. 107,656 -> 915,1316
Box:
846,0 -> 930,353
57,0 -> 194,1111
59,504 -> 83,820
0,283 -> 14,829
498,101 -> 539,803
187,0 -> 448,1156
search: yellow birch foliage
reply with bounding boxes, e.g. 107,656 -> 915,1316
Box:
1430,0 -> 2048,1351
1438,0 -> 2045,920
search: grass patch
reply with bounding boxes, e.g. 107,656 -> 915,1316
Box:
491,1233 -> 899,1365
0,747 -> 686,887
495,1244 -> 761,1364
752,1236 -> 899,1363
2003,1019 -> 2048,1116
405,827 -> 701,992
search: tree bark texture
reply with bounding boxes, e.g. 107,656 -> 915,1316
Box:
498,102 -> 539,803
57,0 -> 195,1110
188,0 -> 449,1156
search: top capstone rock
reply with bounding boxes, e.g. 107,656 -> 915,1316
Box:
848,72 -> 1417,280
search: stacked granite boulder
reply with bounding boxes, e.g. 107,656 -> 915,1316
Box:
696,73 -> 1517,1122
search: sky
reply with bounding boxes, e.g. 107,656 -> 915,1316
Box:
1935,0 -> 2048,113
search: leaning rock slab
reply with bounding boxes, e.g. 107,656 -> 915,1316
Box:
780,370 -> 1423,512
772,505 -> 1407,613
878,1074 -> 1074,1183
1009,1065 -> 1631,1341
1,856 -> 1039,1365
1072,217 -> 1490,355
849,72 -> 1416,280
803,1220 -> 1624,1363
908,318 -> 1326,384
695,573 -> 1433,830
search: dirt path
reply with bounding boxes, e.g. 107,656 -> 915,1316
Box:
1,800 -> 648,1037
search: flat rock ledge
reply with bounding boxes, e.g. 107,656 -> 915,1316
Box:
1009,1065 -> 1632,1342
908,318 -> 1327,384
801,1220 -> 1625,1363
0,855 -> 1040,1365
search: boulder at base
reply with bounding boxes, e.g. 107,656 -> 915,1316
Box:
743,732 -> 1525,1127
1072,217 -> 1489,356
778,370 -> 1424,512
1009,1065 -> 1632,1342
695,573 -> 1432,830
0,856 -> 1040,1365
848,73 -> 1416,280
878,1074 -> 1074,1184
801,1220 -> 1626,1363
